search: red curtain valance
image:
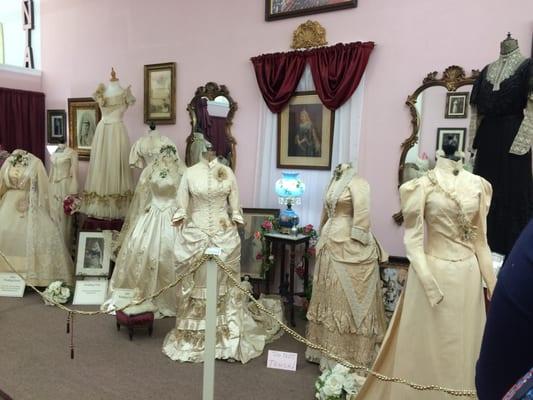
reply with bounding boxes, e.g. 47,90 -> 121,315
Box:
251,42 -> 374,113
0,87 -> 45,161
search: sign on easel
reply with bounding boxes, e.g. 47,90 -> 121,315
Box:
0,273 -> 25,297
72,279 -> 108,305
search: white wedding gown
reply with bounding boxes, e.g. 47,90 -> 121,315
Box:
81,84 -> 135,219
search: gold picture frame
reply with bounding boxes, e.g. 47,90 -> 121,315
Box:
266,0 -> 356,21
144,62 -> 176,125
277,91 -> 334,170
68,97 -> 101,161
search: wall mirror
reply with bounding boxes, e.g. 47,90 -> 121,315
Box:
393,66 -> 479,224
185,82 -> 238,169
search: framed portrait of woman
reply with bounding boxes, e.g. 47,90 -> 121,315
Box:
277,91 -> 334,170
68,97 -> 101,160
75,231 -> 111,277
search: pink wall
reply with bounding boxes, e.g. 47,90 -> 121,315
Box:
40,0 -> 533,256
0,66 -> 42,92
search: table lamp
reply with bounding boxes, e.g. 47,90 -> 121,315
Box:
275,171 -> 305,234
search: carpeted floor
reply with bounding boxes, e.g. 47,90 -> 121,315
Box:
0,291 -> 319,400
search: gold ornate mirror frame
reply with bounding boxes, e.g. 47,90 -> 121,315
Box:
392,66 -> 480,225
185,82 -> 238,169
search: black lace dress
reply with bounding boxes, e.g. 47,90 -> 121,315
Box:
471,59 -> 533,254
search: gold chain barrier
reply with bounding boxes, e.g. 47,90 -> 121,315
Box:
0,250 -> 477,397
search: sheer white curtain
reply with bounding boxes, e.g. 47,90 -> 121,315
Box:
253,66 -> 365,228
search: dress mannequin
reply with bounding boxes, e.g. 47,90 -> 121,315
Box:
81,68 -> 135,219
306,162 -> 387,370
356,155 -> 495,399
49,144 -> 78,246
468,34 -> 532,254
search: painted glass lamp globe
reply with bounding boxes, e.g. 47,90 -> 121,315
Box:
275,171 -> 305,233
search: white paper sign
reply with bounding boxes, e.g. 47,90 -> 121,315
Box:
111,288 -> 136,309
73,280 -> 108,305
267,350 -> 298,371
492,252 -> 505,277
0,273 -> 25,297
205,247 -> 222,256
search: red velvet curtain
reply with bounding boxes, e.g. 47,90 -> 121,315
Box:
208,116 -> 230,158
251,42 -> 374,112
308,42 -> 374,110
0,87 -> 45,161
251,51 -> 307,113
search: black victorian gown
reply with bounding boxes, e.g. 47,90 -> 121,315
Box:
470,58 -> 533,255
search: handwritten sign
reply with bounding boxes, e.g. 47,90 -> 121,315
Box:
267,350 -> 298,371
205,247 -> 222,256
111,288 -> 136,309
73,280 -> 108,305
0,273 -> 25,297
492,252 -> 505,277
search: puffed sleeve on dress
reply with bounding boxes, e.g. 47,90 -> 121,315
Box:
400,178 -> 444,307
172,171 -> 189,223
349,177 -> 371,245
92,83 -> 106,107
227,168 -> 244,225
129,140 -> 144,169
473,177 -> 497,296
124,85 -> 136,107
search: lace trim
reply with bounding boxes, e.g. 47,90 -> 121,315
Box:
325,164 -> 356,218
510,94 -> 533,155
427,171 -> 477,241
486,49 -> 527,91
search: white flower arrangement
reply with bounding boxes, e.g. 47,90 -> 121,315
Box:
315,364 -> 365,400
43,281 -> 71,305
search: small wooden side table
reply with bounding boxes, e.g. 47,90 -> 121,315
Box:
263,232 -> 311,326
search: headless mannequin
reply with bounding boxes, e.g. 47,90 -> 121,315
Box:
202,142 -> 217,162
500,33 -> 519,55
442,138 -> 460,162
56,143 -> 66,153
104,68 -> 124,97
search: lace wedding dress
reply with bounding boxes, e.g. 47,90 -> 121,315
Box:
0,150 -> 73,286
162,157 -> 268,363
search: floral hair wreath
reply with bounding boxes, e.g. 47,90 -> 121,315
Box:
160,145 -> 177,155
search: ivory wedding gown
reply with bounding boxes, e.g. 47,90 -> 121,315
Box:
356,156 -> 497,400
48,146 -> 78,246
162,157 -> 268,363
306,164 -> 387,369
102,153 -> 185,317
81,84 -> 135,219
0,150 -> 73,286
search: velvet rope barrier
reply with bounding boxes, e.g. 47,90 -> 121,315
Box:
0,249 -> 477,397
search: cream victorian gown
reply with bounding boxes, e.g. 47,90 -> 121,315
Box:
49,145 -> 78,246
162,157 -> 267,363
81,83 -> 135,219
0,150 -> 73,286
356,156 -> 497,400
306,164 -> 387,369
102,152 -> 185,317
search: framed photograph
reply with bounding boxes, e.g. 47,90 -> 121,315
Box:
239,208 -> 279,279
75,231 -> 111,277
47,109 -> 67,144
436,128 -> 466,155
277,91 -> 334,170
265,0 -> 357,21
68,97 -> 101,161
144,62 -> 176,125
444,92 -> 469,118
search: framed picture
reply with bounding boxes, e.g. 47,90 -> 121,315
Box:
68,97 -> 101,161
47,109 -> 67,144
277,91 -> 334,170
436,127 -> 466,155
265,0 -> 357,21
144,62 -> 176,124
75,231 -> 111,277
239,208 -> 279,279
444,92 -> 469,118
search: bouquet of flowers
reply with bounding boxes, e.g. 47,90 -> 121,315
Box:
42,281 -> 71,306
254,217 -> 278,277
315,364 -> 365,400
63,194 -> 81,216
